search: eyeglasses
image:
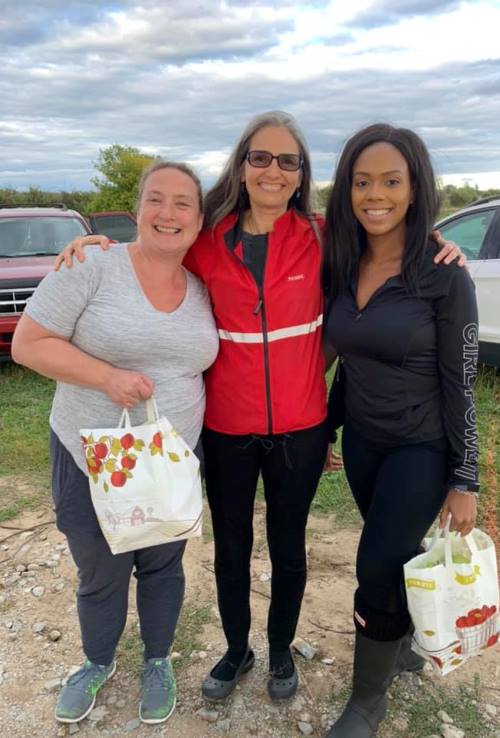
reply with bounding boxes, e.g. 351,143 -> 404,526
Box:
246,150 -> 302,172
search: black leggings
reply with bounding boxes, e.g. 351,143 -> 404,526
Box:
203,421 -> 329,653
342,423 -> 449,641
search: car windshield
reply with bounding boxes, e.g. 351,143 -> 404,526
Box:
90,214 -> 136,242
0,216 -> 88,257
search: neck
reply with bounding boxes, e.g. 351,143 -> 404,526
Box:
244,205 -> 287,234
365,230 -> 405,265
129,242 -> 185,283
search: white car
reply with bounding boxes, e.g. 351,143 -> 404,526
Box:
436,196 -> 500,367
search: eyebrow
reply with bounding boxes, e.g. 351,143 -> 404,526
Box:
147,189 -> 195,200
353,169 -> 404,176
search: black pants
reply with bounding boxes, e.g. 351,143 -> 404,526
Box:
203,422 -> 329,653
342,423 -> 449,641
50,430 -> 189,665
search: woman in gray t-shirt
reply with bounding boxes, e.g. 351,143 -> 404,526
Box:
12,162 -> 219,726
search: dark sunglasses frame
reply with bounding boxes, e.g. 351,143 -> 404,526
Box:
246,150 -> 303,172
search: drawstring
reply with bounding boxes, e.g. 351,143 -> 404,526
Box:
237,434 -> 293,469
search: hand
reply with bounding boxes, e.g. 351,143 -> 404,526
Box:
102,368 -> 154,408
439,489 -> 477,537
324,444 -> 343,472
431,230 -> 467,267
54,235 -> 111,271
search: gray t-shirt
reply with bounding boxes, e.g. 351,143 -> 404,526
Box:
26,244 -> 219,473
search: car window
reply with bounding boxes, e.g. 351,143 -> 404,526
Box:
0,217 -> 88,257
438,209 -> 495,259
90,214 -> 136,242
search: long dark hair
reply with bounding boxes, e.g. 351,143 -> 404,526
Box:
203,111 -> 314,229
323,123 -> 440,300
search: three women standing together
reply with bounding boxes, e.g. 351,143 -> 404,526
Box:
14,111 -> 478,737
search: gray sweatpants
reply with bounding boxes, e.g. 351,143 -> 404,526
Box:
50,430 -> 190,666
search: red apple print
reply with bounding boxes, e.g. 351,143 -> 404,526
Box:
153,432 -> 162,449
466,615 -> 476,627
121,456 -> 136,470
94,443 -> 108,459
121,433 -> 135,450
456,617 -> 467,628
431,656 -> 443,667
453,645 -> 463,654
111,470 -> 127,487
487,634 -> 499,648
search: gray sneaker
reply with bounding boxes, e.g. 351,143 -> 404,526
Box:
55,659 -> 116,723
139,657 -> 176,724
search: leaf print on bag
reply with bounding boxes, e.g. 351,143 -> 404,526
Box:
168,452 -> 180,462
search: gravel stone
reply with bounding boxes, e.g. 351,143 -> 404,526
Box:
298,721 -> 314,735
88,705 -> 108,721
31,586 -> 45,598
124,718 -> 141,731
438,710 -> 453,724
292,637 -> 316,660
441,726 -> 465,738
197,708 -> 220,722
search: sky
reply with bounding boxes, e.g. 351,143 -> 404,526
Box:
1,0 -> 500,192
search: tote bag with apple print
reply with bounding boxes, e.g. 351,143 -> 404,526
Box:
404,523 -> 499,675
80,398 -> 202,554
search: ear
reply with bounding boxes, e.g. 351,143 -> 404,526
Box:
197,212 -> 204,231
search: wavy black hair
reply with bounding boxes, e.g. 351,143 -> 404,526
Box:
323,123 -> 441,300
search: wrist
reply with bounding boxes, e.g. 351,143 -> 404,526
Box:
448,486 -> 478,499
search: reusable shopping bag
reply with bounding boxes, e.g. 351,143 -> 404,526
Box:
80,398 -> 202,555
404,522 -> 499,675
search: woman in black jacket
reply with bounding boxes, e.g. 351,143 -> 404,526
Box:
323,124 -> 479,738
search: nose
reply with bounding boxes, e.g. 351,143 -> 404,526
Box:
265,157 -> 282,176
367,180 -> 384,199
159,200 -> 176,219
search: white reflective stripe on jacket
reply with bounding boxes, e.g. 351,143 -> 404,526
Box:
218,313 -> 323,344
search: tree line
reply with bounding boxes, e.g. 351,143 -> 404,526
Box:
2,144 -> 499,216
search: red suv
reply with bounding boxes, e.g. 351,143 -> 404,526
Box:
0,206 -> 91,359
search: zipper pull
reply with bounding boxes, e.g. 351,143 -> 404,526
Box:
253,299 -> 263,315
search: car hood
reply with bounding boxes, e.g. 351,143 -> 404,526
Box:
0,254 -> 56,280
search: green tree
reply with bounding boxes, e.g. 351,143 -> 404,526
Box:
90,145 -> 154,212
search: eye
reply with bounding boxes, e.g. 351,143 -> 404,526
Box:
147,196 -> 161,203
353,179 -> 368,188
176,201 -> 191,209
387,178 -> 401,186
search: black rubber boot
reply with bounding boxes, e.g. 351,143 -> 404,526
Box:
392,628 -> 424,678
326,633 -> 402,737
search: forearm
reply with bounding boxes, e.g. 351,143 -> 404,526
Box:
13,335 -> 113,393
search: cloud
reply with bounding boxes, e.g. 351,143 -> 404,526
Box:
351,0 -> 462,28
0,1 -> 499,190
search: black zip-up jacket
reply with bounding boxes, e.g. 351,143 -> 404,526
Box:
326,246 -> 479,492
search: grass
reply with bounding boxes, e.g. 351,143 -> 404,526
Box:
329,672 -> 493,738
116,598 -> 213,676
388,673 -> 491,738
1,363 -> 498,530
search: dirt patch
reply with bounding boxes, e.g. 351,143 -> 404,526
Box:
1,500 -> 499,738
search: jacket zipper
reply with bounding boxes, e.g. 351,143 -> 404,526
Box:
228,240 -> 273,434
253,286 -> 273,434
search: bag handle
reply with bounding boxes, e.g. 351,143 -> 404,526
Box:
118,397 -> 161,429
429,514 -> 480,569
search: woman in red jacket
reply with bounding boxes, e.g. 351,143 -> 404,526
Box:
56,111 -> 462,703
